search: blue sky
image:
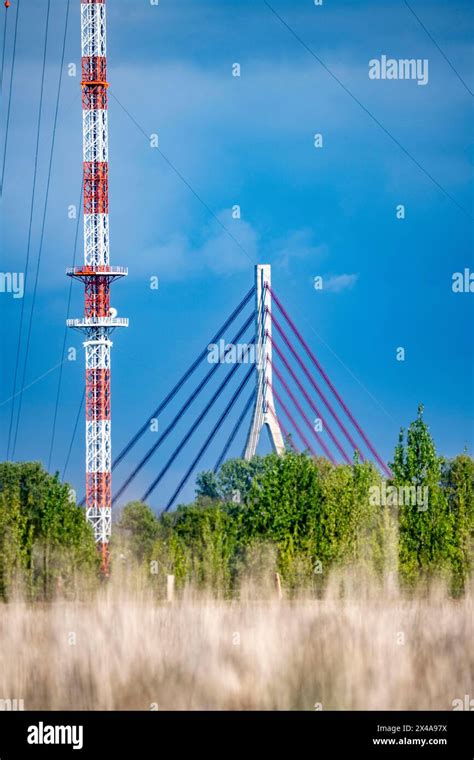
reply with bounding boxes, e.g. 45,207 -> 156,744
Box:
1,0 -> 473,511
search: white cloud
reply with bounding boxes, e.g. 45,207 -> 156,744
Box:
138,211 -> 256,281
324,273 -> 358,293
137,217 -> 327,282
272,228 -> 328,269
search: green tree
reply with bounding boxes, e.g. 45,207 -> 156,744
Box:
239,452 -> 380,591
204,456 -> 267,505
391,405 -> 458,589
441,454 -> 474,592
0,462 -> 97,600
0,484 -> 29,599
117,501 -> 160,562
152,503 -> 238,593
195,471 -> 219,500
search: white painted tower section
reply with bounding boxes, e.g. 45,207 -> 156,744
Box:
244,264 -> 285,459
67,0 -> 128,574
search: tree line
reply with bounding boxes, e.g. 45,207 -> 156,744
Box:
0,462 -> 98,600
0,406 -> 473,599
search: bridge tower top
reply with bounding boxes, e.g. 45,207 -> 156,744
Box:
244,264 -> 285,459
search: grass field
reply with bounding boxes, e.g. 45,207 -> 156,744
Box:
0,575 -> 471,710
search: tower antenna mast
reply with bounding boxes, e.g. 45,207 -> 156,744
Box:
67,0 -> 128,574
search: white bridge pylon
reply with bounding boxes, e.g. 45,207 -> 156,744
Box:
244,264 -> 285,460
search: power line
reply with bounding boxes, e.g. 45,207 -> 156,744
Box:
0,0 -> 20,197
6,0 -> 50,459
109,89 -> 256,267
263,0 -> 473,221
110,78 -> 394,429
48,179 -> 82,471
1,2 -> 9,97
62,389 -> 84,481
0,358 -> 67,408
404,0 -> 473,97
12,0 -> 71,458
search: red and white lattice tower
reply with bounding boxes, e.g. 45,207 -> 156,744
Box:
67,0 -> 128,575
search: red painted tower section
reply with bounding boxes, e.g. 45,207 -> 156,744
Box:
67,0 -> 128,575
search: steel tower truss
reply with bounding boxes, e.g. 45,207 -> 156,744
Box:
67,0 -> 128,574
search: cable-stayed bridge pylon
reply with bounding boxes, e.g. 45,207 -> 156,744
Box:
102,263 -> 391,517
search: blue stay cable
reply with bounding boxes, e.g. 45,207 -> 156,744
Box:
165,364 -> 254,511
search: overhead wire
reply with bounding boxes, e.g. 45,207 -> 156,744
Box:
6,0 -> 51,458
12,0 -> 71,457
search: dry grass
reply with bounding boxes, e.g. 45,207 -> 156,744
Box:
0,576 -> 472,711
